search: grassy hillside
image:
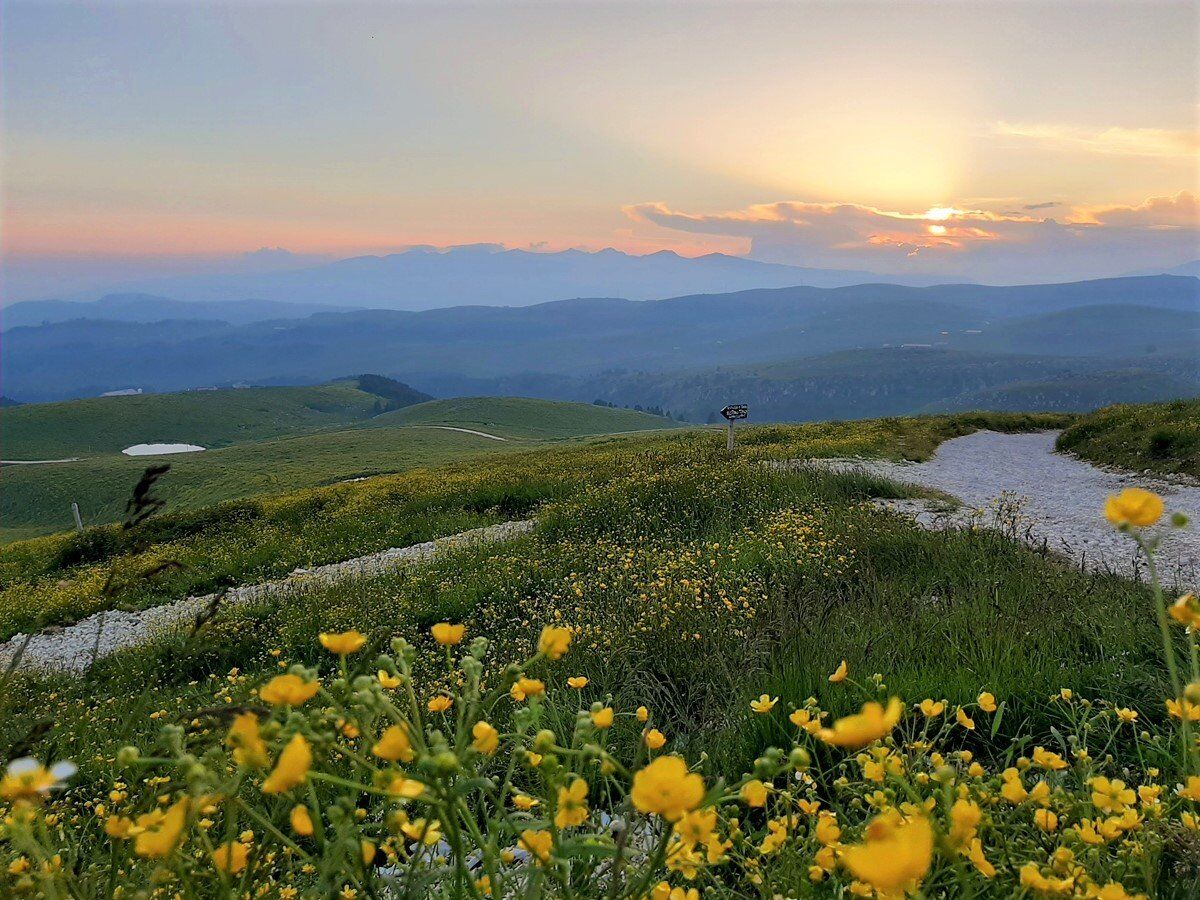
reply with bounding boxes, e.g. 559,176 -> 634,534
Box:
1057,398 -> 1200,477
0,377 -> 430,459
0,396 -> 680,542
1,409 -> 1190,896
375,396 -> 684,439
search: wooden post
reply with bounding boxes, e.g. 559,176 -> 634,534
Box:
727,421 -> 735,454
71,502 -> 83,532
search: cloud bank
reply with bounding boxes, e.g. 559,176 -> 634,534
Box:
624,192 -> 1198,283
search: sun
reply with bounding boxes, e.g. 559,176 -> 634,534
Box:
923,207 -> 962,221
927,224 -> 947,235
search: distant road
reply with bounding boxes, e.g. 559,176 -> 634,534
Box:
408,425 -> 508,442
1,457 -> 81,465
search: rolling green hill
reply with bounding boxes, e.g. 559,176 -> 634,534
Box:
1056,398 -> 1200,477
0,396 -> 681,541
0,376 -> 431,459
374,396 -> 684,439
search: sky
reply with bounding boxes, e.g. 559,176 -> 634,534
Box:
1,0 -> 1197,299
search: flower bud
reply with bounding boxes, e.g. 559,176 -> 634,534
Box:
789,747 -> 811,771
116,746 -> 140,767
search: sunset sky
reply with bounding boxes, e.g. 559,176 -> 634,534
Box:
2,0 -> 1197,298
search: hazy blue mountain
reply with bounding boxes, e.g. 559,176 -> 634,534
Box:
65,245 -> 961,311
0,293 -> 354,330
1123,260 -> 1200,278
2,275 -> 1195,403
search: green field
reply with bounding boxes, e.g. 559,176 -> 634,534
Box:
1058,398 -> 1200,478
0,394 -> 681,542
0,409 -> 1191,897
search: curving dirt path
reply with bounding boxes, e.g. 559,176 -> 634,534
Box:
0,520 -> 534,675
800,430 -> 1200,589
409,425 -> 507,441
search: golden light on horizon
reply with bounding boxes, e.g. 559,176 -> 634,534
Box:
927,224 -> 947,235
923,207 -> 962,221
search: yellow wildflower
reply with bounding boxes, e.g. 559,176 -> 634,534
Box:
977,692 -> 997,713
259,674 -> 319,707
740,780 -> 768,807
956,708 -> 975,730
1032,746 -> 1068,771
1177,776 -> 1200,801
750,694 -> 777,713
318,631 -> 366,655
840,813 -> 933,897
212,841 -> 250,874
290,804 -> 315,836
373,725 -> 415,763
430,622 -> 465,645
644,728 -> 666,750
631,756 -> 705,822
555,778 -> 589,828
427,695 -> 453,713
512,794 -> 539,811
226,713 -> 269,769
817,697 -> 903,748
262,734 -> 312,794
918,699 -> 945,718
538,625 -> 572,659
567,676 -> 589,689
828,660 -> 848,682
377,670 -> 402,690
519,829 -> 553,864
591,707 -> 614,729
1104,488 -> 1163,527
472,721 -> 500,755
1092,776 -> 1136,812
510,677 -> 545,701
967,838 -> 996,878
0,758 -> 76,803
133,799 -> 188,858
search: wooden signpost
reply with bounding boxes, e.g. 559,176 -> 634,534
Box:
720,404 -> 748,453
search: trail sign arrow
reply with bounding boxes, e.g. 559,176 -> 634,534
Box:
720,404 -> 748,421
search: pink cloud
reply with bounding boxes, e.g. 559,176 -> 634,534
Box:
622,193 -> 1199,282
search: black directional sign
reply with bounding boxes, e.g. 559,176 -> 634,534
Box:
720,404 -> 748,421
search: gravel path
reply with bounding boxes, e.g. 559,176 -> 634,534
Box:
799,430 -> 1199,589
410,425 -> 508,441
0,519 -> 534,675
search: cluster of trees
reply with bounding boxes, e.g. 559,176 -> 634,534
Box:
592,399 -> 689,422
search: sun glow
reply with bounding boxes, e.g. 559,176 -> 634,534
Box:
927,224 -> 947,235
923,207 -> 962,221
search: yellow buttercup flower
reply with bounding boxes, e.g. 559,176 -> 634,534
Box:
1167,697 -> 1200,720
948,799 -> 981,847
636,706 -> 650,723
133,799 -> 188,858
388,776 -> 425,799
1092,776 -> 1136,812
555,778 -> 589,828
427,695 -> 453,713
840,813 -> 933,897
817,697 -> 903,748
431,622 -> 465,646
918,699 -> 945,718
967,838 -> 996,878
631,756 -> 706,822
828,660 -> 848,683
538,625 -> 572,659
512,793 -> 539,810
750,694 -> 777,714
290,804 -> 315,836
1034,809 -> 1059,832
567,676 -> 589,689
644,728 -> 666,749
373,725 -> 416,763
1104,488 -> 1163,528
472,721 -> 500,755
977,692 -> 997,713
956,708 -> 976,730
401,818 -> 442,846
1176,776 -> 1200,801
1032,746 -> 1068,771
520,829 -> 553,864
259,674 -> 319,706
673,808 -> 717,846
212,841 -> 250,874
511,677 -> 545,701
377,670 -> 402,690
319,630 -> 366,655
105,815 -> 135,839
226,713 -> 269,769
591,707 -> 614,729
262,734 -> 312,794
0,758 -> 76,803
740,780 -> 768,807
1169,594 -> 1200,629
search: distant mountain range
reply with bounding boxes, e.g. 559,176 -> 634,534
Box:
3,274 -> 1197,419
0,294 -> 358,331
9,245 -> 964,316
